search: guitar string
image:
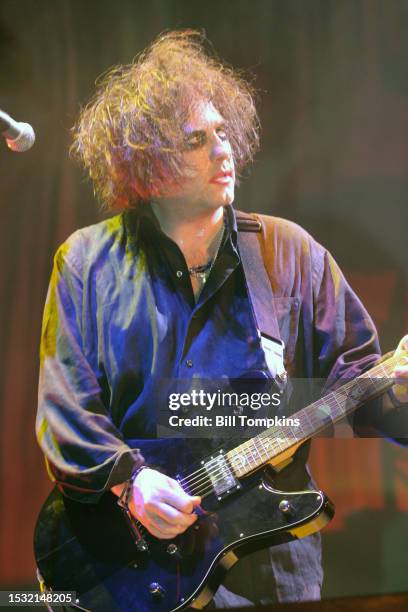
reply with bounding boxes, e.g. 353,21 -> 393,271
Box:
177,442 -> 280,494
185,436 -> 292,497
178,373 -> 395,495
177,431 -> 285,490
173,435 -> 297,499
176,362 -> 397,494
134,359 -> 399,537
175,400 -> 338,489
196,370 -> 393,490
179,367 -> 393,491
179,395 -> 377,497
175,427 -> 299,491
185,383 -> 389,498
181,404 -> 340,494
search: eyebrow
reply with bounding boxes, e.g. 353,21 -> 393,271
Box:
184,120 -> 226,135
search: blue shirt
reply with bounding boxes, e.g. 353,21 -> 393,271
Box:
36,204 -> 385,601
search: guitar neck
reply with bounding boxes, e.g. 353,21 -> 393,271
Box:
227,352 -> 405,478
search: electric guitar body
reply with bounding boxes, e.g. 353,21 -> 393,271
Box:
35,458 -> 333,612
34,351 -> 404,611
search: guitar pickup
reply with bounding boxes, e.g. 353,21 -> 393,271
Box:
204,453 -> 240,499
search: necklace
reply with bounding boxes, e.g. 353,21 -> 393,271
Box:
188,218 -> 225,284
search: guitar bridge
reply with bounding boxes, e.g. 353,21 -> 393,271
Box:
204,452 -> 240,499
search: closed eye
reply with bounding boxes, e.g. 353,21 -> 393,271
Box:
184,131 -> 206,150
184,125 -> 230,150
185,132 -> 207,149
216,127 -> 229,141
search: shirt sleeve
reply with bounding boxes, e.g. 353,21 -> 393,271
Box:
36,239 -> 144,502
311,246 -> 405,440
312,247 -> 381,384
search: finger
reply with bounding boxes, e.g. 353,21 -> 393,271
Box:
147,501 -> 198,528
161,486 -> 202,514
145,522 -> 182,540
167,477 -> 202,506
149,501 -> 181,524
146,512 -> 179,532
396,335 -> 408,353
147,514 -> 193,538
392,363 -> 408,377
177,495 -> 202,513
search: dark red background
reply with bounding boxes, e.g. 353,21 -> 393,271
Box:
0,0 -> 407,598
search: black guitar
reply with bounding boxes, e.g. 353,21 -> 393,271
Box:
34,353 -> 403,612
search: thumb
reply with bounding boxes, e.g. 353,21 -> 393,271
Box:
191,495 -> 202,507
396,334 -> 408,354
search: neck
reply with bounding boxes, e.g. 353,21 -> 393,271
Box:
150,202 -> 225,267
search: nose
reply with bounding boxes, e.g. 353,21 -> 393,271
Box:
209,133 -> 231,162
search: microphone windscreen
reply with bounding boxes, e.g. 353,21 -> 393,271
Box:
6,122 -> 36,152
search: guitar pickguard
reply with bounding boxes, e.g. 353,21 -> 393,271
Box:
35,466 -> 333,612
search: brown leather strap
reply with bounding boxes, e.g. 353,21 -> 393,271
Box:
236,211 -> 281,343
235,210 -> 262,232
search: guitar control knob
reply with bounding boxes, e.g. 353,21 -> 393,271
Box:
149,582 -> 166,599
279,499 -> 291,513
136,538 -> 148,552
167,543 -> 178,555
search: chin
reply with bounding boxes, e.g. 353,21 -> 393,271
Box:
223,189 -> 235,205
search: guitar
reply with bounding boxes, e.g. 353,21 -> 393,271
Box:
34,352 -> 404,612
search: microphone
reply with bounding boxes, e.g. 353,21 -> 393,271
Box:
0,109 -> 35,152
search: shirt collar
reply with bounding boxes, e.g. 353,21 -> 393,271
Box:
137,202 -> 238,247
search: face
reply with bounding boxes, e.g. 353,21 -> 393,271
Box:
158,100 -> 236,213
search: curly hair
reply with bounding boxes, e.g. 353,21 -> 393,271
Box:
71,30 -> 260,210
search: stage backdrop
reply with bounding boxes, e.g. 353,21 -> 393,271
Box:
0,0 -> 407,598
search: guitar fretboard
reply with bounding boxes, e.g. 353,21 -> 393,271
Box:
227,352 -> 405,478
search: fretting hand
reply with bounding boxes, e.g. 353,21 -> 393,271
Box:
391,334 -> 408,404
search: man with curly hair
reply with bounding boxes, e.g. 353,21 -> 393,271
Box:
36,30 -> 408,608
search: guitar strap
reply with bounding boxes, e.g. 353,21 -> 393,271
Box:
236,210 -> 287,387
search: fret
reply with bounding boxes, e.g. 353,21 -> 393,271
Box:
228,446 -> 249,476
242,440 -> 261,470
229,440 -> 261,476
315,400 -> 333,421
366,371 -> 385,391
296,417 -> 307,438
374,361 -> 393,377
286,424 -> 300,444
300,407 -> 315,435
300,413 -> 314,437
254,436 -> 270,460
238,440 -> 251,467
257,433 -> 272,456
366,368 -> 394,395
323,392 -> 346,422
250,439 -> 264,465
259,433 -> 281,456
352,377 -> 371,400
249,442 -> 260,466
226,349 -> 406,479
273,429 -> 287,452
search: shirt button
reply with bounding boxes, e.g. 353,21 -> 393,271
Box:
176,270 -> 183,278
186,359 -> 193,368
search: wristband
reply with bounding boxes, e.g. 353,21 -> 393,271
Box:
117,464 -> 149,511
116,465 -> 150,548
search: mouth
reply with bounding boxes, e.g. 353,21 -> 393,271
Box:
209,170 -> 234,185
